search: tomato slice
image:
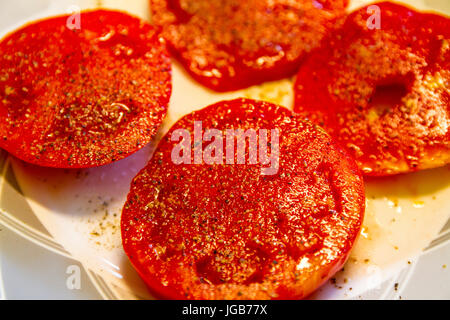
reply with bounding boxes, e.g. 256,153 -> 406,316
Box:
0,10 -> 171,168
150,0 -> 348,91
121,98 -> 365,299
294,2 -> 450,176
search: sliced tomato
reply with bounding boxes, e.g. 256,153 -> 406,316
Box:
121,98 -> 365,299
0,10 -> 171,168
150,0 -> 348,91
294,2 -> 450,176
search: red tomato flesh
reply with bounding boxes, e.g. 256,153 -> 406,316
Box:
150,0 -> 348,91
294,2 -> 450,176
0,10 -> 171,168
121,98 -> 365,299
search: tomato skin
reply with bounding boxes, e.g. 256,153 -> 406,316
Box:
150,0 -> 348,92
0,10 -> 171,168
294,2 -> 450,176
121,98 -> 365,300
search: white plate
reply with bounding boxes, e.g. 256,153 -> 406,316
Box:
0,0 -> 449,300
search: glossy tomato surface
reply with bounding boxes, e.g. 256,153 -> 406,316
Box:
121,98 -> 365,299
0,10 -> 171,168
294,2 -> 450,176
150,0 -> 348,91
